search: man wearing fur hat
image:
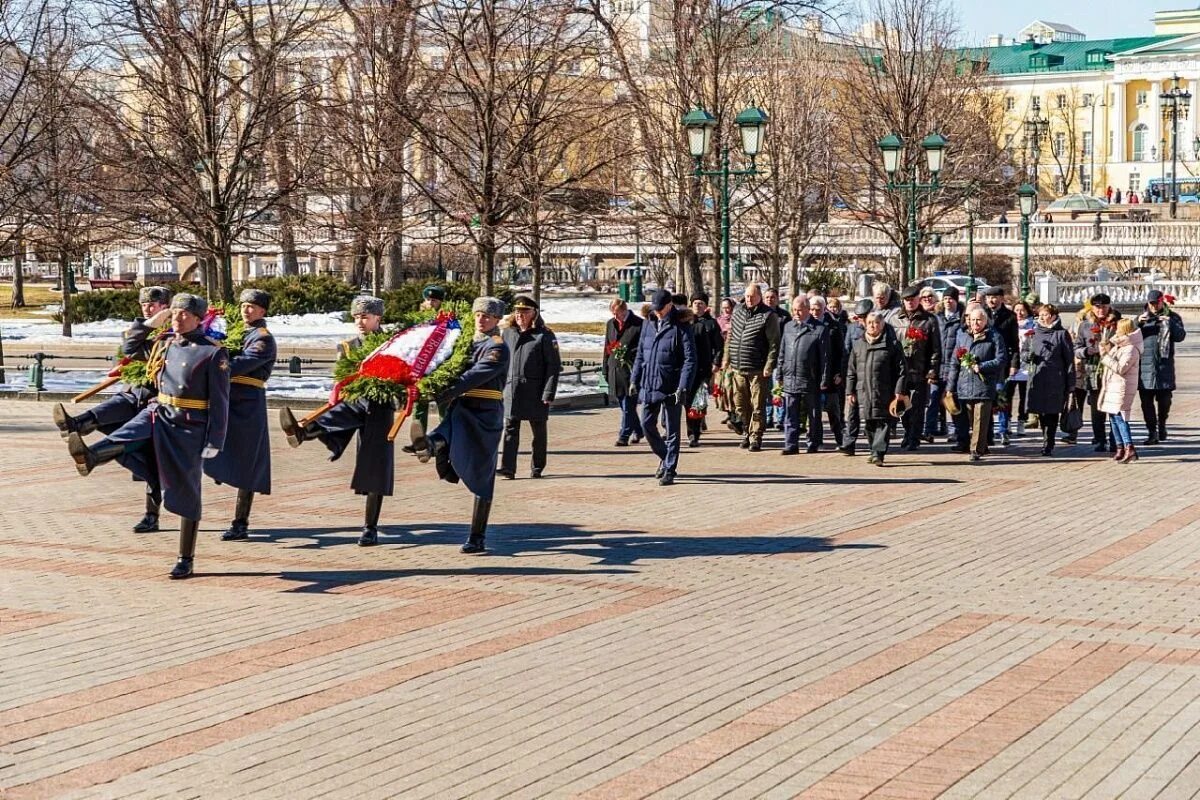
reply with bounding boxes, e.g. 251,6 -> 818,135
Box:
53,285 -> 172,532
205,289 -> 276,541
280,295 -> 396,546
413,296 -> 510,553
67,293 -> 230,579
498,295 -> 560,479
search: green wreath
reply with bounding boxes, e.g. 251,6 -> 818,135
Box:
332,302 -> 476,406
116,303 -> 247,388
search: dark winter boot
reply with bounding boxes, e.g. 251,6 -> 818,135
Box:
221,489 -> 255,541
67,434 -> 124,476
53,404 -> 97,439
358,493 -> 383,546
132,489 -> 161,533
169,518 -> 199,579
280,407 -> 317,448
461,496 -> 491,554
1040,425 -> 1054,457
686,418 -> 701,448
431,436 -> 459,484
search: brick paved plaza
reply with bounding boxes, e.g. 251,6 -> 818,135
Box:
2,352 -> 1200,799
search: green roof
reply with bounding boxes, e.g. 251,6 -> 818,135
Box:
965,36 -> 1177,76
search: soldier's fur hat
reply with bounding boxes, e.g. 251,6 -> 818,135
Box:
170,293 -> 208,318
139,286 -> 170,305
472,296 -> 506,317
239,288 -> 271,311
350,295 -> 384,317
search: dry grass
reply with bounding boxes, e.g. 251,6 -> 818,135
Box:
549,321 -> 605,336
0,285 -> 62,319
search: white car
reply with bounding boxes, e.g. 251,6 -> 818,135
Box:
916,275 -> 990,299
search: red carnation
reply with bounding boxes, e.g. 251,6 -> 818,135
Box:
954,346 -> 967,360
361,354 -> 414,385
1164,294 -> 1177,305
905,327 -> 927,341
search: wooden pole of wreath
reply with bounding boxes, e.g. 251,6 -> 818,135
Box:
297,402 -> 335,427
72,376 -> 122,403
386,386 -> 419,443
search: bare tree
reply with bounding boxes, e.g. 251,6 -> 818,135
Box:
93,0 -> 331,301
830,0 -> 1012,286
1045,87 -> 1084,195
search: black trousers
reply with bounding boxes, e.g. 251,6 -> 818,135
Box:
1038,413 -> 1059,451
901,383 -> 930,448
500,418 -> 547,473
864,418 -> 891,457
842,394 -> 861,447
813,389 -> 844,448
1086,388 -> 1111,445
1139,389 -> 1173,437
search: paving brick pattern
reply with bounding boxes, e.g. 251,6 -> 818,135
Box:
2,348 -> 1200,798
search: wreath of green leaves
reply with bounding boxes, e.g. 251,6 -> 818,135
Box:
332,302 -> 476,406
116,303 -> 247,388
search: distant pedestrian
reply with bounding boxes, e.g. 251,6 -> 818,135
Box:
499,295 -> 561,479
630,289 -> 697,486
1098,319 -> 1144,463
846,311 -> 907,466
947,307 -> 1007,462
1026,304 -> 1075,456
1136,289 -> 1187,444
605,299 -> 644,447
721,283 -> 782,451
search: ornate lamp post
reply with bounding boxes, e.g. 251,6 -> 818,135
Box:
1017,183 -> 1039,298
878,132 -> 949,287
683,105 -> 768,297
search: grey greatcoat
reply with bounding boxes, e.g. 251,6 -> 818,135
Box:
1025,320 -> 1076,415
90,318 -> 163,432
502,321 -> 561,421
203,319 -> 276,494
846,329 -> 906,421
314,337 -> 395,496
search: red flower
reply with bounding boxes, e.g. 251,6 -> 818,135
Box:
710,385 -> 723,398
1090,325 -> 1101,334
686,408 -> 705,420
361,354 -> 414,384
954,346 -> 967,360
1023,328 -> 1034,337
771,396 -> 783,407
905,327 -> 928,341
1164,294 -> 1177,305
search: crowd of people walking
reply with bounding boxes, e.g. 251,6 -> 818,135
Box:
602,281 -> 1188,478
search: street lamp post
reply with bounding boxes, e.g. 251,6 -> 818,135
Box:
683,105 -> 768,298
878,132 -> 949,287
1017,183 -> 1038,299
964,196 -> 980,299
1160,74 -> 1193,219
1023,110 -> 1048,188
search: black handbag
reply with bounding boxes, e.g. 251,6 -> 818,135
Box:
1062,397 -> 1084,434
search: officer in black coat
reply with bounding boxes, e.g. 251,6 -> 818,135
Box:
279,295 -> 395,546
205,289 -> 276,541
415,296 -> 510,553
53,285 -> 171,532
67,293 -> 229,579
605,298 -> 644,446
685,292 -> 723,447
499,295 -> 561,479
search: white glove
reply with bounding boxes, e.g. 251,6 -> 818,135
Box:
201,446 -> 219,459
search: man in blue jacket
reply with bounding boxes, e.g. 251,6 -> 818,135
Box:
630,289 -> 696,486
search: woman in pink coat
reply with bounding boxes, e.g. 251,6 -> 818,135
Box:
1098,318 -> 1144,463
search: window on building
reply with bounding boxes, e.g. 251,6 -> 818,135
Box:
1081,166 -> 1093,193
1133,124 -> 1148,160
1108,130 -> 1114,155
1136,90 -> 1148,106
1053,132 -> 1066,157
1082,131 -> 1093,157
1005,96 -> 1016,112
1129,172 -> 1141,192
1031,96 -> 1041,112
1054,175 -> 1066,194
1056,94 -> 1068,109
1083,93 -> 1094,107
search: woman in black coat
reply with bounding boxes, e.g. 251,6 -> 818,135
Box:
1026,303 -> 1076,456
605,299 -> 644,446
499,296 -> 561,478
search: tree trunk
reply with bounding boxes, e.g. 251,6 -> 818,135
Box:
479,228 -> 495,295
530,244 -> 543,305
11,237 -> 25,309
349,232 -> 368,288
788,241 -> 801,298
370,248 -> 384,296
686,243 -> 703,298
278,216 -> 299,275
387,237 -> 403,289
59,252 -> 73,338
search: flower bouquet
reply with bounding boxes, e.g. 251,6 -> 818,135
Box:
605,340 -> 632,369
902,325 -> 928,358
955,346 -> 977,370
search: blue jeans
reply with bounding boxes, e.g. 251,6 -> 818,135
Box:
782,391 -> 818,450
1109,412 -> 1132,446
617,395 -> 643,441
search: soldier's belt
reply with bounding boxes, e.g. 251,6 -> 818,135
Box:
230,376 -> 267,389
462,388 -> 503,401
157,393 -> 209,410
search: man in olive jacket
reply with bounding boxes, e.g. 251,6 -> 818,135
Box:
721,283 -> 781,451
499,295 -> 561,478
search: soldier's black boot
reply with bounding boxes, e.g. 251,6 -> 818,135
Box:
53,404 -> 97,439
358,493 -> 383,546
221,490 -> 254,541
170,518 -> 199,579
409,418 -> 432,463
132,489 -> 161,533
280,407 -> 312,448
430,436 -> 459,484
461,496 -> 491,554
67,433 -> 123,476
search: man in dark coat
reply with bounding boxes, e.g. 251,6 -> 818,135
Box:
418,296 -> 510,553
838,298 -> 874,456
1071,293 -> 1122,451
777,296 -> 832,455
1026,303 -> 1075,455
808,295 -> 844,451
499,295 -> 561,479
1136,289 -> 1187,444
605,298 -> 644,446
846,311 -> 907,465
686,292 -> 724,447
53,285 -> 171,532
887,285 -> 940,451
206,289 -> 276,541
279,295 -> 394,546
630,289 -> 696,486
67,293 -> 229,579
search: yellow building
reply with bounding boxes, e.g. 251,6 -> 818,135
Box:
982,6 -> 1200,204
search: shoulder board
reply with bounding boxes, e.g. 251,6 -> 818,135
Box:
491,334 -> 502,343
340,339 -> 354,358
258,328 -> 271,336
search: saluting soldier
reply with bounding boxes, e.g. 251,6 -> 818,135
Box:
279,295 -> 395,547
53,285 -> 172,532
412,296 -> 510,554
498,295 -> 560,479
205,289 -> 276,541
67,293 -> 229,579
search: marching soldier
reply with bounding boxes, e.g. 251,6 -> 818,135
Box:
412,296 -> 510,554
205,289 -> 276,541
66,293 -> 229,579
279,295 -> 395,547
53,285 -> 172,532
498,295 -> 560,479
